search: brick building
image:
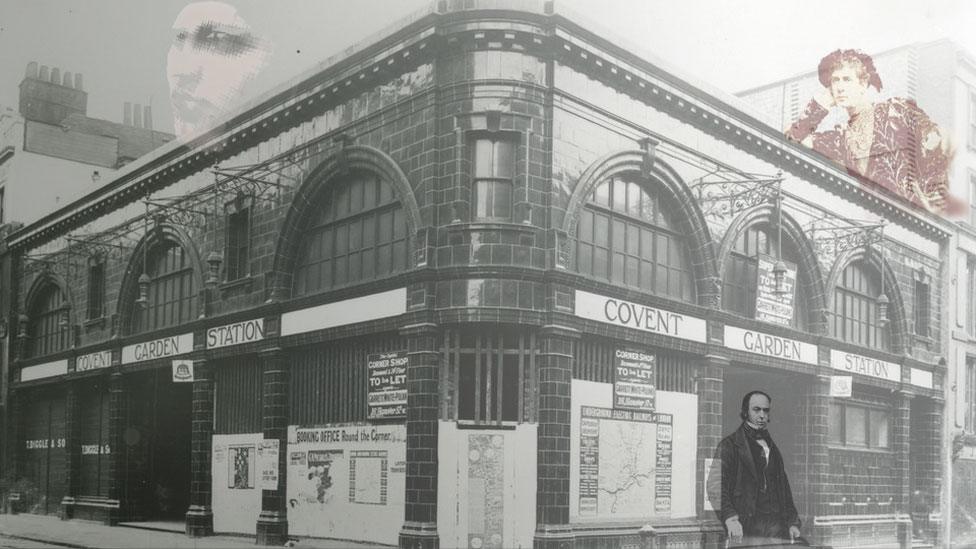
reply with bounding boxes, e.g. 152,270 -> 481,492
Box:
739,40 -> 976,546
3,3 -> 950,548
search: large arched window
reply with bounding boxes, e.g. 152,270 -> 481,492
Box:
131,241 -> 197,334
831,260 -> 889,350
576,175 -> 694,301
28,284 -> 68,357
723,224 -> 808,330
294,170 -> 408,296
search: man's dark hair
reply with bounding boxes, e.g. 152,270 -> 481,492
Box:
739,390 -> 772,421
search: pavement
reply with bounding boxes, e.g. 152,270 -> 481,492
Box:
0,514 -> 390,549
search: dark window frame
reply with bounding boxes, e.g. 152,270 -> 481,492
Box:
831,260 -> 890,350
27,284 -> 68,358
468,130 -> 518,222
131,241 -> 196,334
224,196 -> 252,282
829,400 -> 891,449
294,170 -> 408,296
444,330 -> 536,426
914,277 -> 930,338
575,175 -> 695,302
86,255 -> 106,321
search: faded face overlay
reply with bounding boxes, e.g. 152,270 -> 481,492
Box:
166,1 -> 271,136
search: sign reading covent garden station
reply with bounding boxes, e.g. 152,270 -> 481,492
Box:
574,290 -> 707,343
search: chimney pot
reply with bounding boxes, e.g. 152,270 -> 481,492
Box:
39,65 -> 49,81
74,73 -> 83,90
143,105 -> 153,130
123,102 -> 132,125
50,67 -> 60,84
26,62 -> 38,79
62,71 -> 72,87
133,103 -> 143,128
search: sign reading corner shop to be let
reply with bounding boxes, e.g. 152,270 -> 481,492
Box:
574,290 -> 707,343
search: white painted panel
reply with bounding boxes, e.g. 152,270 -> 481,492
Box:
569,379 -> 697,521
280,288 -> 406,336
20,359 -> 68,381
212,433 -> 263,535
286,424 -> 406,545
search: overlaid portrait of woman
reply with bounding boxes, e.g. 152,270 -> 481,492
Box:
786,49 -> 954,214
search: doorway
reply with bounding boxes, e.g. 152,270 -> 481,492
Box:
122,368 -> 192,523
720,364 -> 808,505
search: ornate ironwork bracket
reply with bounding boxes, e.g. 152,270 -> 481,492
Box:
690,171 -> 782,220
806,220 -> 885,258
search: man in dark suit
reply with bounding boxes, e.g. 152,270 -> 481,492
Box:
709,390 -> 802,547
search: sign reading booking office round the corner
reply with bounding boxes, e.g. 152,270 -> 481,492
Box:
574,290 -> 707,343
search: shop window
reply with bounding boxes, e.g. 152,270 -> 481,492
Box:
224,197 -> 251,281
228,445 -> 255,489
444,330 -> 535,425
914,279 -> 930,337
829,401 -> 890,449
86,257 -> 105,320
294,170 -> 407,296
722,224 -> 807,329
27,284 -> 68,357
470,134 -> 515,221
830,260 -> 890,350
576,175 -> 694,302
130,241 -> 196,334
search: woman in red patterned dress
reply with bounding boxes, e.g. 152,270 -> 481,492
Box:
786,49 -> 953,214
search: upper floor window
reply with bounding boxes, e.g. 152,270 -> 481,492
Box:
969,90 -> 976,150
224,197 -> 251,282
576,175 -> 694,301
131,241 -> 196,334
28,284 -> 68,357
294,170 -> 408,296
86,256 -> 105,320
470,134 -> 515,221
722,224 -> 807,330
830,260 -> 890,350
914,278 -> 930,338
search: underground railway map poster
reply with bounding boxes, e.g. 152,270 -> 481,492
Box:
570,379 -> 695,521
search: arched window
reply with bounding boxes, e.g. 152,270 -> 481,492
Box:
831,260 -> 889,350
723,225 -> 808,330
131,241 -> 196,334
576,175 -> 694,301
28,284 -> 68,357
294,170 -> 408,296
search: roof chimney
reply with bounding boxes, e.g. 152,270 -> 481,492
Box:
133,103 -> 143,128
143,105 -> 153,131
74,73 -> 83,90
19,62 -> 88,123
123,102 -> 132,125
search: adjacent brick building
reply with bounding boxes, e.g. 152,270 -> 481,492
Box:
4,3 -> 950,548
